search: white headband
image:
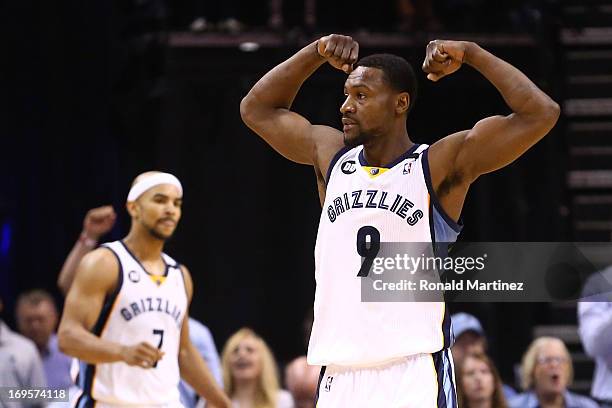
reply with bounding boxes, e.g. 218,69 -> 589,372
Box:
127,173 -> 183,202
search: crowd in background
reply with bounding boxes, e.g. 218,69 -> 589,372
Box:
1,204 -> 611,407
157,0 -> 548,35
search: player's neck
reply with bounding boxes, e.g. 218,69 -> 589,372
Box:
123,231 -> 165,261
362,131 -> 413,167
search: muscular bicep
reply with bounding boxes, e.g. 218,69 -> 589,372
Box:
456,112 -> 557,180
60,249 -> 118,332
241,95 -> 344,166
241,94 -> 317,164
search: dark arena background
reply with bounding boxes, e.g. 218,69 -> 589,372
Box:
2,0 -> 612,404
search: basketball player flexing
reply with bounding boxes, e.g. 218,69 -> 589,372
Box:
58,172 -> 230,408
240,35 -> 559,407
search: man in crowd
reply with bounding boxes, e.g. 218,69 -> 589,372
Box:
16,289 -> 72,389
0,296 -> 47,407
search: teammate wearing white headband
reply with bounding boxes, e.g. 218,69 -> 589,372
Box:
127,172 -> 183,203
58,171 -> 231,408
124,171 -> 184,241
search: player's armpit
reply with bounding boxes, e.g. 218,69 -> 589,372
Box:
427,130 -> 471,185
428,107 -> 559,221
57,248 -> 124,364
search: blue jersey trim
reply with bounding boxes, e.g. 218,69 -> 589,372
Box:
314,366 -> 327,406
120,240 -> 170,278
442,306 -> 452,349
325,146 -> 351,184
433,350 -> 447,408
433,349 -> 457,408
421,148 -> 463,234
358,143 -> 421,168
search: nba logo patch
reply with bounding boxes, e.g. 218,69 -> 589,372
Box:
324,376 -> 334,392
403,162 -> 412,174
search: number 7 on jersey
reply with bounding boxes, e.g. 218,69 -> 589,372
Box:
152,329 -> 164,368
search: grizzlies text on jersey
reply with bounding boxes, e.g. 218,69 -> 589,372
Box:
308,144 -> 462,366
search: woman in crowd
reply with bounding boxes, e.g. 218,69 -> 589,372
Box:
457,352 -> 509,408
509,336 -> 598,408
220,328 -> 294,408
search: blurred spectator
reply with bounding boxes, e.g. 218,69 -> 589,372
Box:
16,289 -> 72,389
284,357 -> 319,408
438,0 -> 498,32
0,297 -> 47,407
268,0 -> 316,32
578,266 -> 612,408
190,1 -> 244,33
57,205 -> 222,407
217,327 -> 294,408
451,312 -> 488,364
395,0 -> 442,32
457,353 -> 509,408
285,310 -> 319,408
180,317 -> 223,408
452,312 -> 517,399
509,337 -> 598,408
506,0 -> 542,33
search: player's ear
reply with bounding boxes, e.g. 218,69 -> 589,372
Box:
126,201 -> 138,218
396,92 -> 409,115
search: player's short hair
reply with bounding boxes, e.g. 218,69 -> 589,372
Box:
355,54 -> 418,114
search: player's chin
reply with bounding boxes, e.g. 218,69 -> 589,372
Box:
343,130 -> 361,148
153,227 -> 174,240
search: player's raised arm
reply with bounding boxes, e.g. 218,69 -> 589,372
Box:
57,205 -> 116,294
58,248 -> 163,367
177,266 -> 231,408
423,40 -> 560,196
240,34 -> 358,166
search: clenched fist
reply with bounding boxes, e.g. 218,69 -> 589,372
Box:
120,342 -> 164,369
317,34 -> 359,74
422,40 -> 468,82
82,205 -> 116,241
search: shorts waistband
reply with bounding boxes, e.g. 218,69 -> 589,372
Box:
327,353 -> 434,371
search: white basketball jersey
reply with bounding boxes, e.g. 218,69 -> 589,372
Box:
75,240 -> 188,407
308,144 -> 462,366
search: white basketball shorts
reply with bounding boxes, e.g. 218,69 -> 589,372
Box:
315,349 -> 456,408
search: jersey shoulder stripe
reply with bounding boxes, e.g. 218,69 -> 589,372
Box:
325,146 -> 352,184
